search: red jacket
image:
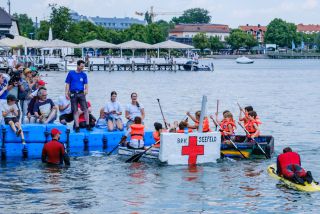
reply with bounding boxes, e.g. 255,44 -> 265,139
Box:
277,152 -> 301,175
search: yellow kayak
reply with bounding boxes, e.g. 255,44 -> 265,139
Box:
267,164 -> 320,192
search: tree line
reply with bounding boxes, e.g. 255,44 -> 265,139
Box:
12,6 -> 320,53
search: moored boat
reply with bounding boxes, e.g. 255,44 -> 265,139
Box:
220,135 -> 274,159
236,56 -> 254,64
118,146 -> 159,160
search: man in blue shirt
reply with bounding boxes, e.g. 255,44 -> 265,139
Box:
65,60 -> 91,132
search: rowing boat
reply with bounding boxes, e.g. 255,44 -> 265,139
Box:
220,135 -> 274,159
267,164 -> 320,192
118,146 -> 159,159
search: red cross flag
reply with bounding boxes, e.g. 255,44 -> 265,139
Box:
158,132 -> 221,165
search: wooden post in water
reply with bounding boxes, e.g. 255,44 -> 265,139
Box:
153,61 -> 156,71
64,60 -> 67,72
108,61 -> 111,72
173,61 -> 176,72
211,63 -> 214,71
111,61 -> 114,71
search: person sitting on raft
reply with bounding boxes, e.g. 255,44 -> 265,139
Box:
239,105 -> 261,125
2,95 -> 26,144
125,92 -> 145,130
99,91 -> 123,131
124,116 -> 145,149
186,111 -> 211,132
176,121 -> 193,133
212,111 -> 236,141
244,111 -> 260,138
33,88 -> 57,124
77,101 -> 96,129
42,128 -> 70,166
277,147 -> 314,185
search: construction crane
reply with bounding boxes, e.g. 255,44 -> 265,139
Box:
135,6 -> 182,22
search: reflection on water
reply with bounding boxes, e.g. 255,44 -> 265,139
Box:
1,59 -> 320,213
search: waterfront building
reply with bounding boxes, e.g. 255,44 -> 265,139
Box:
296,24 -> 320,34
70,11 -> 146,30
0,7 -> 19,38
239,24 -> 267,43
168,24 -> 230,45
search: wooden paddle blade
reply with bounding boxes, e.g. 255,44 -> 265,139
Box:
125,153 -> 143,163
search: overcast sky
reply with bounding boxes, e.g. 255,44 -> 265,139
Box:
1,0 -> 319,27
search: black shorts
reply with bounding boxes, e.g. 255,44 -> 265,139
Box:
4,117 -> 18,124
59,113 -> 74,123
70,92 -> 87,113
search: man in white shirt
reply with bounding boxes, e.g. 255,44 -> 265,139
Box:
58,95 -> 73,125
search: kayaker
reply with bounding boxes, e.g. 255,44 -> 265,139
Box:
244,111 -> 260,138
277,147 -> 313,185
125,116 -> 145,149
42,128 -> 70,166
186,111 -> 211,132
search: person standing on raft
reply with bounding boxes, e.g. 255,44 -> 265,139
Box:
42,128 -> 70,166
65,60 -> 92,132
277,147 -> 314,185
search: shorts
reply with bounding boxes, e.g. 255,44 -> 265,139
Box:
4,117 -> 18,124
128,139 -> 144,149
70,93 -> 87,113
59,113 -> 74,123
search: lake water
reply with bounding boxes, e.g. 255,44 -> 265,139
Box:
1,59 -> 320,213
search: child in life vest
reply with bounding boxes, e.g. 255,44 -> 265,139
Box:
239,106 -> 261,126
125,116 -> 145,149
153,122 -> 166,148
186,111 -> 211,132
245,111 -> 260,138
176,121 -> 193,133
213,110 -> 236,141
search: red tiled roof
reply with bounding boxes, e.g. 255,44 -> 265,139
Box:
169,24 -> 230,34
239,25 -> 267,32
297,24 -> 320,32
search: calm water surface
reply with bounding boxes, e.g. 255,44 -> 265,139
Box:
1,59 -> 320,213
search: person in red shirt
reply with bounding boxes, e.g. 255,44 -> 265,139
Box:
42,128 -> 70,166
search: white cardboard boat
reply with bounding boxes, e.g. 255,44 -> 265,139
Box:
236,56 -> 254,64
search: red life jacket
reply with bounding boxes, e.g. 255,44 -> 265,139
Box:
278,152 -> 301,177
245,119 -> 259,136
220,119 -> 235,136
195,117 -> 211,132
177,129 -> 193,133
130,124 -> 144,140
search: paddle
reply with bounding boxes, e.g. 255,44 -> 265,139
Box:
157,99 -> 168,129
107,136 -> 127,156
211,118 -> 247,159
215,100 -> 219,131
237,121 -> 269,159
125,140 -> 160,163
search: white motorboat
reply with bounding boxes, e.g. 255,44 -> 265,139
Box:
236,56 -> 254,64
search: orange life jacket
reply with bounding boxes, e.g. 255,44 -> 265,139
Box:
130,124 -> 144,140
220,119 -> 236,136
153,131 -> 160,142
177,129 -> 193,133
244,112 -> 262,125
245,119 -> 259,136
195,117 -> 211,132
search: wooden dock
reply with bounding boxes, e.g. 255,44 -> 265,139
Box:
268,53 -> 320,59
89,61 -> 187,71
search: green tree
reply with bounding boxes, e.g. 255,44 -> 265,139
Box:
208,36 -> 223,52
49,5 -> 72,40
226,29 -> 257,50
315,33 -> 320,52
12,13 -> 35,38
36,20 -> 50,40
264,18 -> 297,47
155,20 -> 175,39
145,23 -> 166,44
123,24 -> 146,42
192,32 -> 209,51
172,8 -> 211,24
